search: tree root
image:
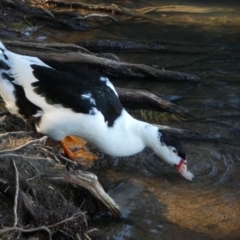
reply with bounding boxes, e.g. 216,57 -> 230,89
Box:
2,40 -> 197,115
45,0 -> 163,23
2,0 -> 118,31
3,40 -> 198,81
116,87 -> 187,115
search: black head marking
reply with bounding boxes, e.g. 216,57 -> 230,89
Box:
159,130 -> 186,159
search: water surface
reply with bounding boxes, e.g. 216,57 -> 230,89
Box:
22,0 -> 240,239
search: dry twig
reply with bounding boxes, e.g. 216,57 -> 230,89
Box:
12,160 -> 19,227
0,226 -> 52,240
0,131 -> 30,139
0,212 -> 86,240
0,136 -> 48,154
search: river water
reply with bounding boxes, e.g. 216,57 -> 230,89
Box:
19,0 -> 240,239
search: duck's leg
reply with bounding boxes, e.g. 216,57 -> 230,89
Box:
60,136 -> 98,167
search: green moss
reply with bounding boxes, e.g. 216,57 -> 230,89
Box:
140,109 -> 184,124
8,21 -> 25,30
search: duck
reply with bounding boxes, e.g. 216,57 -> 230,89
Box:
0,41 -> 194,180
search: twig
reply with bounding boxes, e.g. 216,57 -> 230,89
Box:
40,6 -> 55,18
0,153 -> 55,162
0,136 -> 48,154
0,211 -> 85,239
0,115 -> 7,124
84,233 -> 92,240
0,131 -> 30,139
12,160 -> 19,227
38,146 -> 60,164
0,178 -> 7,184
56,153 -> 78,166
47,212 -> 84,228
0,226 -> 52,240
74,13 -> 118,22
86,228 -> 98,234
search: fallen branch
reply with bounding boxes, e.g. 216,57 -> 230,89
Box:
44,170 -> 122,218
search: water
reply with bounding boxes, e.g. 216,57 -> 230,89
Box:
13,0 -> 240,239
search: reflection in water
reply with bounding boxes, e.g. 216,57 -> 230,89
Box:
85,0 -> 239,236
20,0 -> 240,239
92,141 -> 240,239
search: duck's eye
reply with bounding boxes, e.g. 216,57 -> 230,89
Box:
172,149 -> 178,154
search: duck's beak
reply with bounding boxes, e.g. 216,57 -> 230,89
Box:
175,159 -> 194,181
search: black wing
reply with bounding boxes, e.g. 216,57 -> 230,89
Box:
31,62 -> 123,127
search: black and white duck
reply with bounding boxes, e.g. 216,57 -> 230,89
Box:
0,41 -> 194,180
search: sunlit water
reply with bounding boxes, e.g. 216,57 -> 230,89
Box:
6,0 -> 240,239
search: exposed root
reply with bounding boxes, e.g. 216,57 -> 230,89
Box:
3,40 -> 198,81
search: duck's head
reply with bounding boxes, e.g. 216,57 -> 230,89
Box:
154,130 -> 194,181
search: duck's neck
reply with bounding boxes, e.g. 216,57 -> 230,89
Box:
94,110 -> 159,157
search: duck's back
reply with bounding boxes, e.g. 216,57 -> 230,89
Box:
0,43 -> 123,128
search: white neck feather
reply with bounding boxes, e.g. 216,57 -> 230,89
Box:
91,110 -> 159,157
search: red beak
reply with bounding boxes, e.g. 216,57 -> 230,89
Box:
175,159 -> 186,171
175,159 -> 194,181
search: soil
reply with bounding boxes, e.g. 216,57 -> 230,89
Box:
0,112 -> 114,240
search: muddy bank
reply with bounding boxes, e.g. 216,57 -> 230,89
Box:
0,113 -> 122,240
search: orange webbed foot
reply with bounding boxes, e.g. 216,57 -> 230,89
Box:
60,136 -> 98,167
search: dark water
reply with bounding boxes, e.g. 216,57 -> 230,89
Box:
19,0 -> 240,239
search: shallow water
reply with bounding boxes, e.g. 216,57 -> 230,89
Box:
11,0 -> 240,239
